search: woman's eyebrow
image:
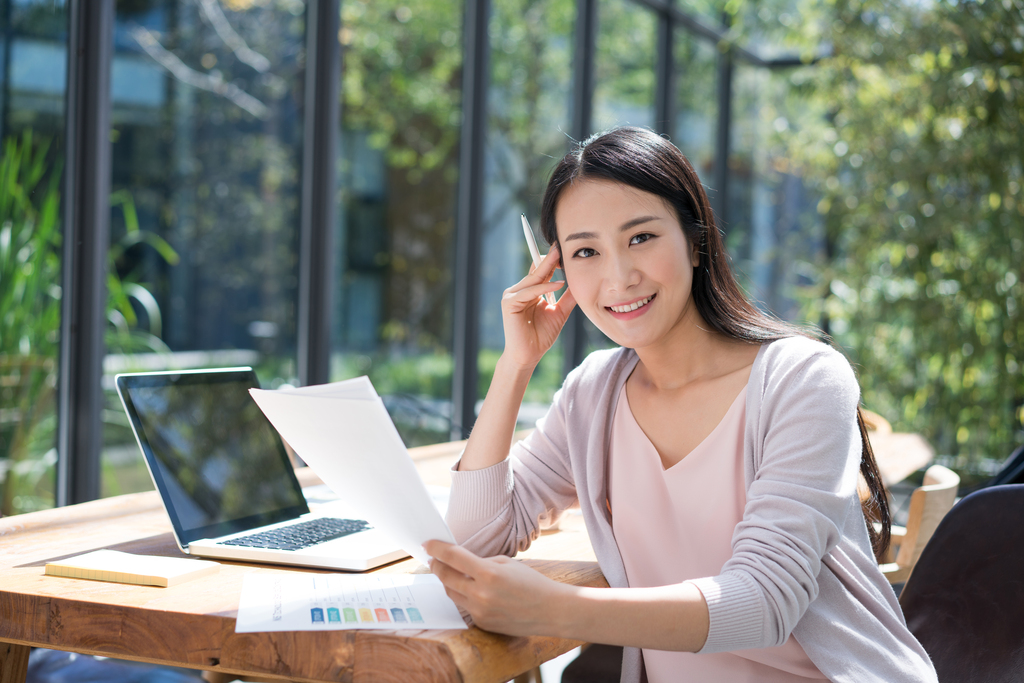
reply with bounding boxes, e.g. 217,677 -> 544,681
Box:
563,230 -> 597,242
563,215 -> 661,242
620,215 -> 659,231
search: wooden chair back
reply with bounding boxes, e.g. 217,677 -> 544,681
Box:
880,464 -> 959,584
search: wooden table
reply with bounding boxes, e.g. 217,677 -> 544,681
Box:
0,438 -> 604,683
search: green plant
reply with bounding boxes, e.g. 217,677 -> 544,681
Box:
1,131 -> 182,514
106,188 -> 179,355
0,131 -> 63,515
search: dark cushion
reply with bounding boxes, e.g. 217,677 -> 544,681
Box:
561,644 -> 622,683
899,484 -> 1024,683
988,443 -> 1024,486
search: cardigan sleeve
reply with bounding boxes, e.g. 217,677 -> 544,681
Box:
688,342 -> 866,653
445,382 -> 580,558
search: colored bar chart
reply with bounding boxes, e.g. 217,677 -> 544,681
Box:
236,574 -> 468,632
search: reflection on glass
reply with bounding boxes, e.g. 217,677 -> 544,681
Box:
673,30 -> 717,194
124,377 -> 304,533
728,64 -> 821,321
593,0 -> 656,133
102,0 -> 307,497
676,0 -> 727,27
481,0 -> 574,418
0,0 -> 67,516
333,0 -> 462,446
735,0 -> 806,62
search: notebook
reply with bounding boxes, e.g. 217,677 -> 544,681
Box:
115,367 -> 408,571
45,550 -> 219,587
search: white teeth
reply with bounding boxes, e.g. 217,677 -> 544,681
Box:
610,296 -> 651,313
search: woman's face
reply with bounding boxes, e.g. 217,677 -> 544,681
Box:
555,179 -> 701,352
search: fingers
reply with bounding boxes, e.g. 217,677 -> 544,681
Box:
430,555 -> 475,597
505,280 -> 565,307
555,282 -> 577,312
423,539 -> 446,556
425,540 -> 487,576
426,542 -> 490,607
441,584 -> 470,611
523,243 -> 561,283
508,246 -> 564,303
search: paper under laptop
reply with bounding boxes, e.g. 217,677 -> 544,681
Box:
115,368 -> 408,572
250,377 -> 456,566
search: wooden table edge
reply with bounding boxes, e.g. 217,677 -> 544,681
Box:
0,561 -> 606,683
1,429 -> 598,683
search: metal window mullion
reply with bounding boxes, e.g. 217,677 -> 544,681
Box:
57,0 -> 115,506
561,0 -> 597,378
298,0 -> 341,387
654,0 -> 674,134
712,11 -> 733,234
633,0 -> 814,67
1,0 -> 13,142
451,0 -> 491,440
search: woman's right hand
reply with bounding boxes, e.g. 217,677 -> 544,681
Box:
500,244 -> 576,369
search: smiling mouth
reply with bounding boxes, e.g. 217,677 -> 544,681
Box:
607,295 -> 655,313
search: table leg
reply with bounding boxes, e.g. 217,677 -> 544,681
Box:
0,643 -> 30,683
512,666 -> 543,683
202,671 -> 287,683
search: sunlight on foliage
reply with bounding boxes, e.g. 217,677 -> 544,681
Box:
774,0 -> 1023,469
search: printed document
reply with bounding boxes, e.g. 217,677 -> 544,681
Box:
235,573 -> 467,632
249,377 -> 456,565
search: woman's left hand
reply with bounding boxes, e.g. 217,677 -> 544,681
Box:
424,540 -> 569,637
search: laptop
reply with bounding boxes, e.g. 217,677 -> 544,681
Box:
115,367 -> 408,571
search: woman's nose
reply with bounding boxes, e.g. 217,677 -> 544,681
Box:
605,252 -> 640,292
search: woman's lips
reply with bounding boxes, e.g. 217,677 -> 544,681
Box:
606,294 -> 655,319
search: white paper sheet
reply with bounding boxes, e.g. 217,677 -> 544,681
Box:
235,573 -> 467,632
304,484 -> 451,518
249,378 -> 455,565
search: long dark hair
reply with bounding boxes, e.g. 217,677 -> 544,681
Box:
540,126 -> 891,560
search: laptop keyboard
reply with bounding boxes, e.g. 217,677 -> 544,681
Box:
218,517 -> 371,551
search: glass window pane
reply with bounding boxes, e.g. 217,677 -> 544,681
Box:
580,0 -> 659,356
673,30 -> 717,192
728,64 -> 822,321
593,0 -> 656,133
333,0 -> 462,446
102,0 -> 307,497
481,0 -> 574,419
735,0 -> 808,62
0,0 -> 68,516
676,0 -> 727,27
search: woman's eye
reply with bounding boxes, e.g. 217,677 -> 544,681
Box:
630,233 -> 654,246
572,247 -> 597,259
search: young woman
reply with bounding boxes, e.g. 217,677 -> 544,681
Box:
424,127 -> 937,682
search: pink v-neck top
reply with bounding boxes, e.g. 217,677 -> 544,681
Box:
609,383 -> 827,682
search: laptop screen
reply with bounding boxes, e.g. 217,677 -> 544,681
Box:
116,368 -> 310,547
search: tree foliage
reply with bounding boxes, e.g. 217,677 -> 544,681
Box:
339,0 -> 463,354
781,0 -> 1023,467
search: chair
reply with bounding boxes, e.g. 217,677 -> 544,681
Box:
860,409 -> 935,487
899,484 -> 1024,682
987,443 -> 1024,486
878,464 -> 959,585
560,644 -> 621,683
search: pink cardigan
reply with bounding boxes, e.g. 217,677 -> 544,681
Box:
446,337 -> 937,683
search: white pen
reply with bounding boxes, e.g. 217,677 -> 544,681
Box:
521,214 -> 557,306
